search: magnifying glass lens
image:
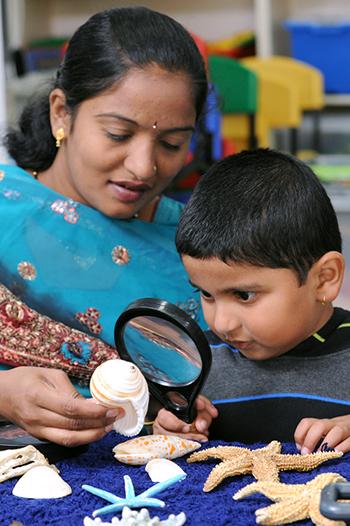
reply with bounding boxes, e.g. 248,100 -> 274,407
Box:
114,298 -> 212,423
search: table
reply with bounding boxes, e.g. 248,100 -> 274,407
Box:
1,433 -> 349,526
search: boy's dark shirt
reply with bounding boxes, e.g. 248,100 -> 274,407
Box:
203,307 -> 350,442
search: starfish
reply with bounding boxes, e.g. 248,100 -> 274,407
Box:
233,472 -> 347,526
187,441 -> 343,492
82,473 -> 186,517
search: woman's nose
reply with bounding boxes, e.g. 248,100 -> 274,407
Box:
124,141 -> 157,181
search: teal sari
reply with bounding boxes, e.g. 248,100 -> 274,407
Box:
0,164 -> 204,393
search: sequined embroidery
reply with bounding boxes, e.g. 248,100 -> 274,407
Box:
112,245 -> 130,265
17,261 -> 37,281
0,283 -> 117,382
0,170 -> 5,181
76,307 -> 102,335
0,300 -> 35,328
51,199 -> 80,224
73,255 -> 96,270
176,298 -> 200,321
3,189 -> 21,200
61,341 -> 92,365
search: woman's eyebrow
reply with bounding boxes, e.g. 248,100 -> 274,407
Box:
95,112 -> 137,125
95,112 -> 195,133
160,125 -> 195,134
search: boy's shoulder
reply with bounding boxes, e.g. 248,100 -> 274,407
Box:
301,307 -> 350,356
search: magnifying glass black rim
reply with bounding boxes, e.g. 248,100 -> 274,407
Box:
115,298 -> 210,386
114,298 -> 212,422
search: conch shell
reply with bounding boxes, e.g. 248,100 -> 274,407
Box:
12,465 -> 72,499
90,359 -> 149,437
113,434 -> 201,465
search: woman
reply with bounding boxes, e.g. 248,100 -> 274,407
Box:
0,6 -> 210,446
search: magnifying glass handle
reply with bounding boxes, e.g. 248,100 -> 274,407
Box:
176,403 -> 197,425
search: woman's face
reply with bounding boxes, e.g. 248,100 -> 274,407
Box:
50,65 -> 197,218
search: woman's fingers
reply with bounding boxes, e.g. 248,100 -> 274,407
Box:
0,367 -> 126,446
30,424 -> 111,447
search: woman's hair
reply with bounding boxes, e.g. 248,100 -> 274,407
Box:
176,148 -> 342,284
5,6 -> 208,171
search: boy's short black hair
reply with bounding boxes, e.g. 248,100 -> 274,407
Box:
176,148 -> 342,284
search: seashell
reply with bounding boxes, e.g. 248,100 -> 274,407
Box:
113,434 -> 201,465
0,445 -> 50,483
83,506 -> 186,525
145,458 -> 187,482
12,465 -> 72,499
90,359 -> 149,437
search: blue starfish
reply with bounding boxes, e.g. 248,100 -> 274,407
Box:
82,473 -> 186,517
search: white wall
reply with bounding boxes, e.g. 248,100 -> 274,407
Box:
23,0 -> 255,43
0,4 -> 8,162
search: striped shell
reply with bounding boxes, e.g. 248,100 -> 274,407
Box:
90,359 -> 149,437
113,434 -> 201,465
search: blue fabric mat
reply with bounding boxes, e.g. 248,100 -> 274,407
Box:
1,433 -> 349,526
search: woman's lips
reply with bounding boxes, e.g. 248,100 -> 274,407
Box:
108,181 -> 150,203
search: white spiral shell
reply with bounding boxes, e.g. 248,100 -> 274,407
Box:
90,359 -> 149,437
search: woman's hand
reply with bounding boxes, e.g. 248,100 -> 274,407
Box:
295,415 -> 350,454
153,395 -> 218,442
0,367 -> 124,446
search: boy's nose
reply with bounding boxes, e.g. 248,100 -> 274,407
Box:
213,306 -> 241,339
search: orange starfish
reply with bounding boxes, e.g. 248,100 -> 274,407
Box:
233,472 -> 347,526
187,441 -> 343,492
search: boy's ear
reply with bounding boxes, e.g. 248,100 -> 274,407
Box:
312,251 -> 345,302
49,88 -> 71,138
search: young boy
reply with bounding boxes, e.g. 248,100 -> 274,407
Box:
154,148 -> 350,454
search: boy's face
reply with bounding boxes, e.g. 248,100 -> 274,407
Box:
182,255 -> 328,361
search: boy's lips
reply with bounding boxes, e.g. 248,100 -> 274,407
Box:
228,340 -> 252,351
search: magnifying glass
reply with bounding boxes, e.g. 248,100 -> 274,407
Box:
114,298 -> 212,424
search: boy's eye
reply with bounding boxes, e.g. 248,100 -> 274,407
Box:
192,287 -> 212,300
200,290 -> 212,300
235,291 -> 255,302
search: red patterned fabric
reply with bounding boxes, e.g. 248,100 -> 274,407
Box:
0,284 -> 118,384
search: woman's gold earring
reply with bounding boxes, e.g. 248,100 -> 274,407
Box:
55,128 -> 65,148
321,295 -> 326,306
